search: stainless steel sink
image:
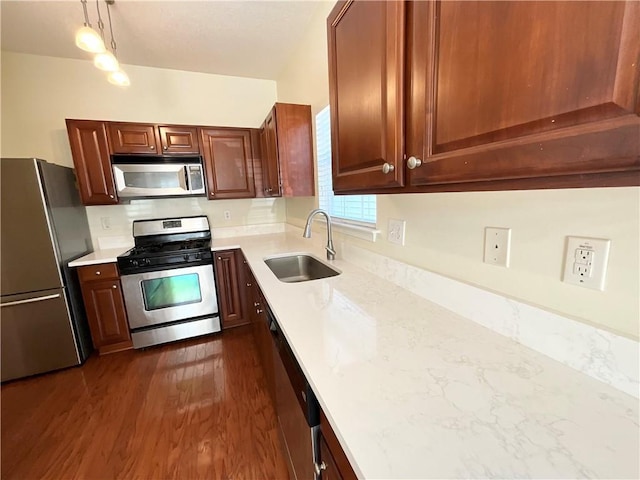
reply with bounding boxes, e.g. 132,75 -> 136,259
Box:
264,254 -> 340,283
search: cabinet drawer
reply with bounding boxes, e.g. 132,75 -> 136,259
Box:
78,263 -> 119,282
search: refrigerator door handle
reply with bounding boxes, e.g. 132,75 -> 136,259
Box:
1,293 -> 61,308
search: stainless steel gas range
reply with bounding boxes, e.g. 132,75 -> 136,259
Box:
117,216 -> 220,348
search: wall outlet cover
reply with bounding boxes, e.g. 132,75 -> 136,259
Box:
388,219 -> 406,246
484,227 -> 511,267
563,236 -> 610,290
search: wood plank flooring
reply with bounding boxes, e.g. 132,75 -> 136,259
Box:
1,326 -> 290,480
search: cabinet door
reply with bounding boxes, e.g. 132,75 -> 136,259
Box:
108,123 -> 160,154
407,1 -> 640,188
262,110 -> 282,196
328,0 -> 405,192
158,126 -> 200,154
274,103 -> 315,197
319,410 -> 358,480
319,435 -> 344,480
66,120 -> 118,205
214,250 -> 249,329
80,278 -> 132,354
200,128 -> 256,199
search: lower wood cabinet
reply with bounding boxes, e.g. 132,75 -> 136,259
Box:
77,263 -> 132,355
319,409 -> 358,480
214,249 -> 250,329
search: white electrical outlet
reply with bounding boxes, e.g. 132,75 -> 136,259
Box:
387,219 -> 406,246
100,217 -> 111,230
563,236 -> 610,290
484,227 -> 511,267
224,210 -> 231,221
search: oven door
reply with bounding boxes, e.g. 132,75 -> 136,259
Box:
112,163 -> 205,198
121,264 -> 218,330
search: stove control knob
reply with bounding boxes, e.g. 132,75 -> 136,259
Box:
195,252 -> 202,260
144,258 -> 151,265
131,260 -> 139,267
184,254 -> 190,261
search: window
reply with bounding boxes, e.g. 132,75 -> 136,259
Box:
316,106 -> 377,226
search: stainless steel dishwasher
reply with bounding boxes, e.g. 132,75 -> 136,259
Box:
268,308 -> 320,480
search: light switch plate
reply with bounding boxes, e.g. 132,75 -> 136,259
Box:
484,227 -> 511,267
563,236 -> 610,290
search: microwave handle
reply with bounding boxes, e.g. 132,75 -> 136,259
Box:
184,166 -> 191,191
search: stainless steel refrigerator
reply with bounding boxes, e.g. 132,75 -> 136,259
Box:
1,158 -> 94,382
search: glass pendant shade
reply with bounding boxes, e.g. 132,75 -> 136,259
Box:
75,26 -> 106,53
108,69 -> 130,87
94,51 -> 119,72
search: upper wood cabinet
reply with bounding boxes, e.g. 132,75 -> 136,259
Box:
158,126 -> 200,154
66,119 -> 118,205
329,0 -> 640,193
200,128 -> 256,199
108,123 -> 161,154
261,110 -> 282,196
327,1 -> 405,191
260,103 -> 315,197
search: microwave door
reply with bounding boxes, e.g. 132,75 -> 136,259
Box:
113,164 -> 191,198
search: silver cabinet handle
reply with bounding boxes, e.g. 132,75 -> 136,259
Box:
314,462 -> 327,476
407,156 -> 423,169
1,293 -> 61,308
381,162 -> 395,174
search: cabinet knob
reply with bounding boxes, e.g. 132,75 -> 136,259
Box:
407,156 -> 423,169
314,462 -> 327,476
150,145 -> 155,150
246,282 -> 252,287
95,271 -> 101,275
112,285 -> 117,289
109,194 -> 114,199
381,162 -> 395,174
163,146 -> 168,150
217,256 -> 222,260
254,302 -> 260,307
256,308 -> 263,314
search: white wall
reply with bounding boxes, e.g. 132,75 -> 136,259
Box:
277,2 -> 640,340
1,52 -> 284,246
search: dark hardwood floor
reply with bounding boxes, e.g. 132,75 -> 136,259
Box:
1,326 -> 290,480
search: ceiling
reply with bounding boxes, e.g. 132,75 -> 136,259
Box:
1,0 -> 327,80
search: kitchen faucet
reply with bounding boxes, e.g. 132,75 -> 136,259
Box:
303,209 -> 336,261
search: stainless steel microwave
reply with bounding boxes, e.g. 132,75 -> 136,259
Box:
112,156 -> 205,199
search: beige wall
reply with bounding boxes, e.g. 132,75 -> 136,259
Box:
1,52 -> 283,245
277,3 -> 640,340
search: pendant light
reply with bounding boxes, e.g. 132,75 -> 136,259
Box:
92,0 -> 119,72
75,0 -> 130,87
103,0 -> 129,86
75,0 -> 105,53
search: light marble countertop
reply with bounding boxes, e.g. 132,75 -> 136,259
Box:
70,232 -> 639,479
69,248 -> 130,267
